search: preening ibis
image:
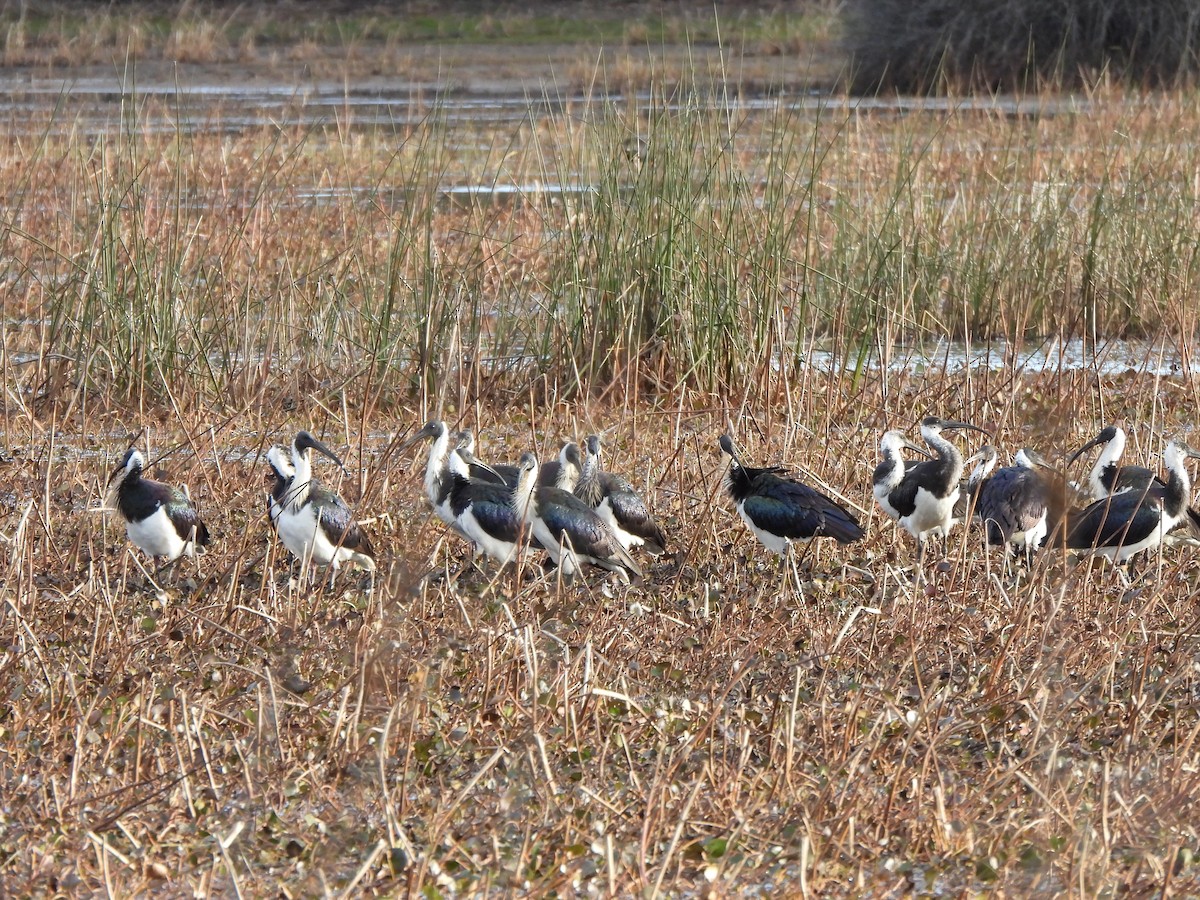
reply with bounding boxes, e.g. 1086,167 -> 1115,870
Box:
574,434 -> 667,556
511,452 -> 642,584
106,448 -> 210,567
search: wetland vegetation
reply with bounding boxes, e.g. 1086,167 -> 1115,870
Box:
2,2 -> 1200,895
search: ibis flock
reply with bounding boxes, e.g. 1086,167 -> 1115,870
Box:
103,418 -> 1200,587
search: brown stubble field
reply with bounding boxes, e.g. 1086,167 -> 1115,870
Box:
4,2 -> 1200,896
5,366 -> 1200,896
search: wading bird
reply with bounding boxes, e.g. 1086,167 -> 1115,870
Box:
511,452 -> 643,583
574,434 -> 667,556
873,429 -> 932,523
718,434 -> 863,587
271,431 -> 375,576
1069,424 -> 1200,535
971,447 -> 1055,564
106,448 -> 210,568
1066,439 -> 1200,567
441,438 -> 527,565
402,420 -> 459,531
880,416 -> 991,561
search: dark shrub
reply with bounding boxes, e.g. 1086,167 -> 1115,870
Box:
843,0 -> 1200,94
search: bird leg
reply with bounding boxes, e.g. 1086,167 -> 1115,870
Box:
802,537 -> 823,576
1116,562 -> 1133,588
782,543 -> 807,599
773,550 -> 797,601
128,551 -> 165,593
999,544 -> 1017,581
793,538 -> 819,580
153,555 -> 178,584
188,525 -> 204,578
913,537 -> 927,584
156,553 -> 188,585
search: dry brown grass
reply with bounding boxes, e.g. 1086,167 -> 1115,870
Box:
0,1 -> 841,91
3,365 -> 1200,895
6,86 -> 1200,415
3,15 -> 1200,893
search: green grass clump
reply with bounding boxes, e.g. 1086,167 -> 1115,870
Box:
6,81 -> 1200,413
6,42 -> 1200,418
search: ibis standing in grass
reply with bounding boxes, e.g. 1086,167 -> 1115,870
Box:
511,452 -> 643,583
574,434 -> 667,556
402,421 -> 583,539
1066,439 -> 1200,567
402,420 -> 459,531
878,416 -> 990,561
970,447 -> 1056,564
106,448 -> 210,568
271,431 -> 375,576
718,434 -> 864,580
440,437 -> 528,565
1069,424 -> 1200,535
872,429 -> 932,523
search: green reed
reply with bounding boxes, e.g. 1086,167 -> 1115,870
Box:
8,73 -> 1200,416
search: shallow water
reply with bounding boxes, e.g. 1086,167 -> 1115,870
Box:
808,336 -> 1197,378
0,68 -> 1085,139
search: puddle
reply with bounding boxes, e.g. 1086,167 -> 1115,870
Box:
804,337 -> 1196,377
0,68 -> 1087,141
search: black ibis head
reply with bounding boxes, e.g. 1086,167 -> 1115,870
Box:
562,441 -> 584,473
965,444 -> 999,466
549,441 -> 584,491
107,448 -> 145,487
293,430 -> 345,471
512,451 -> 540,504
718,434 -> 741,466
1015,448 -> 1053,470
718,435 -> 755,497
454,440 -> 508,484
400,420 -> 448,450
1066,425 -> 1123,466
918,416 -> 991,441
515,451 -> 540,479
1166,439 -> 1200,468
879,430 -> 932,458
964,443 -> 999,482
